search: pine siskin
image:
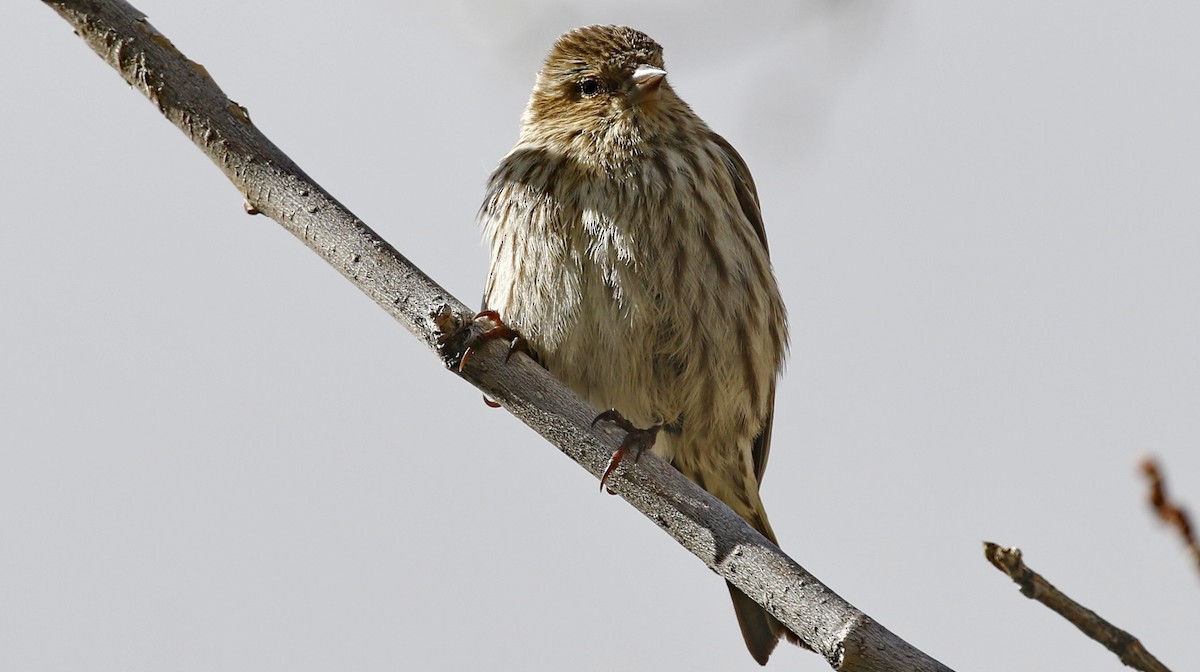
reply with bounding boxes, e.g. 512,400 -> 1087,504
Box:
479,25 -> 794,664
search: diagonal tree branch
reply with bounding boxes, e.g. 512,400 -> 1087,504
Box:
41,1 -> 952,669
983,542 -> 1173,672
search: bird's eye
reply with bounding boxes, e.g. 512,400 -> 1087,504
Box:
578,77 -> 603,98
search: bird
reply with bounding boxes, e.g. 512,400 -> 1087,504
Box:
477,25 -> 794,664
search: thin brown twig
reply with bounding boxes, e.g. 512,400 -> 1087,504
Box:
983,542 -> 1172,672
1140,458 -> 1200,578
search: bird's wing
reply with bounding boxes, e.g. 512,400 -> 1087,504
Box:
711,131 -> 775,483
752,386 -> 776,484
709,131 -> 770,254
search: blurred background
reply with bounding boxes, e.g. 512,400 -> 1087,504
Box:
3,2 -> 1197,670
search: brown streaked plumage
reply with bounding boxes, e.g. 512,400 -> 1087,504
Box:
479,25 -> 794,664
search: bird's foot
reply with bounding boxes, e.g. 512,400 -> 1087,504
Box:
458,310 -> 532,372
592,409 -> 663,491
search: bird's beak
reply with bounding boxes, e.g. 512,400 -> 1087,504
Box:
629,65 -> 667,106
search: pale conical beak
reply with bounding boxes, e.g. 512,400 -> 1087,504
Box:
629,65 -> 667,105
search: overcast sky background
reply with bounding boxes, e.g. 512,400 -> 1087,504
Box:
3,2 -> 1198,671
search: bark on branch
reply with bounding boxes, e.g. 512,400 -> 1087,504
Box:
42,1 -> 952,669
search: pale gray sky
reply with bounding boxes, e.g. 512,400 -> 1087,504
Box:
3,2 -> 1198,671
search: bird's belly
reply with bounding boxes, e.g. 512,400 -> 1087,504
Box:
536,272 -> 682,433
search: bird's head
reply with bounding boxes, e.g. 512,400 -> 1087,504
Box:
521,25 -> 685,169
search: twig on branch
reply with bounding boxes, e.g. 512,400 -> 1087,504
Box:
982,542 -> 1172,672
1139,458 -> 1200,578
42,1 -> 953,669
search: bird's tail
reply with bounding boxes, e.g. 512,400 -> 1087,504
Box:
728,582 -> 782,665
726,502 -> 803,665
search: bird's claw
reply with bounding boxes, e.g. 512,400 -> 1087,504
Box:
459,310 -> 531,372
592,409 -> 663,491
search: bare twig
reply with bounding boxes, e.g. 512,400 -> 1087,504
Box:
1140,458 -> 1200,578
983,542 -> 1172,672
41,1 -> 954,669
